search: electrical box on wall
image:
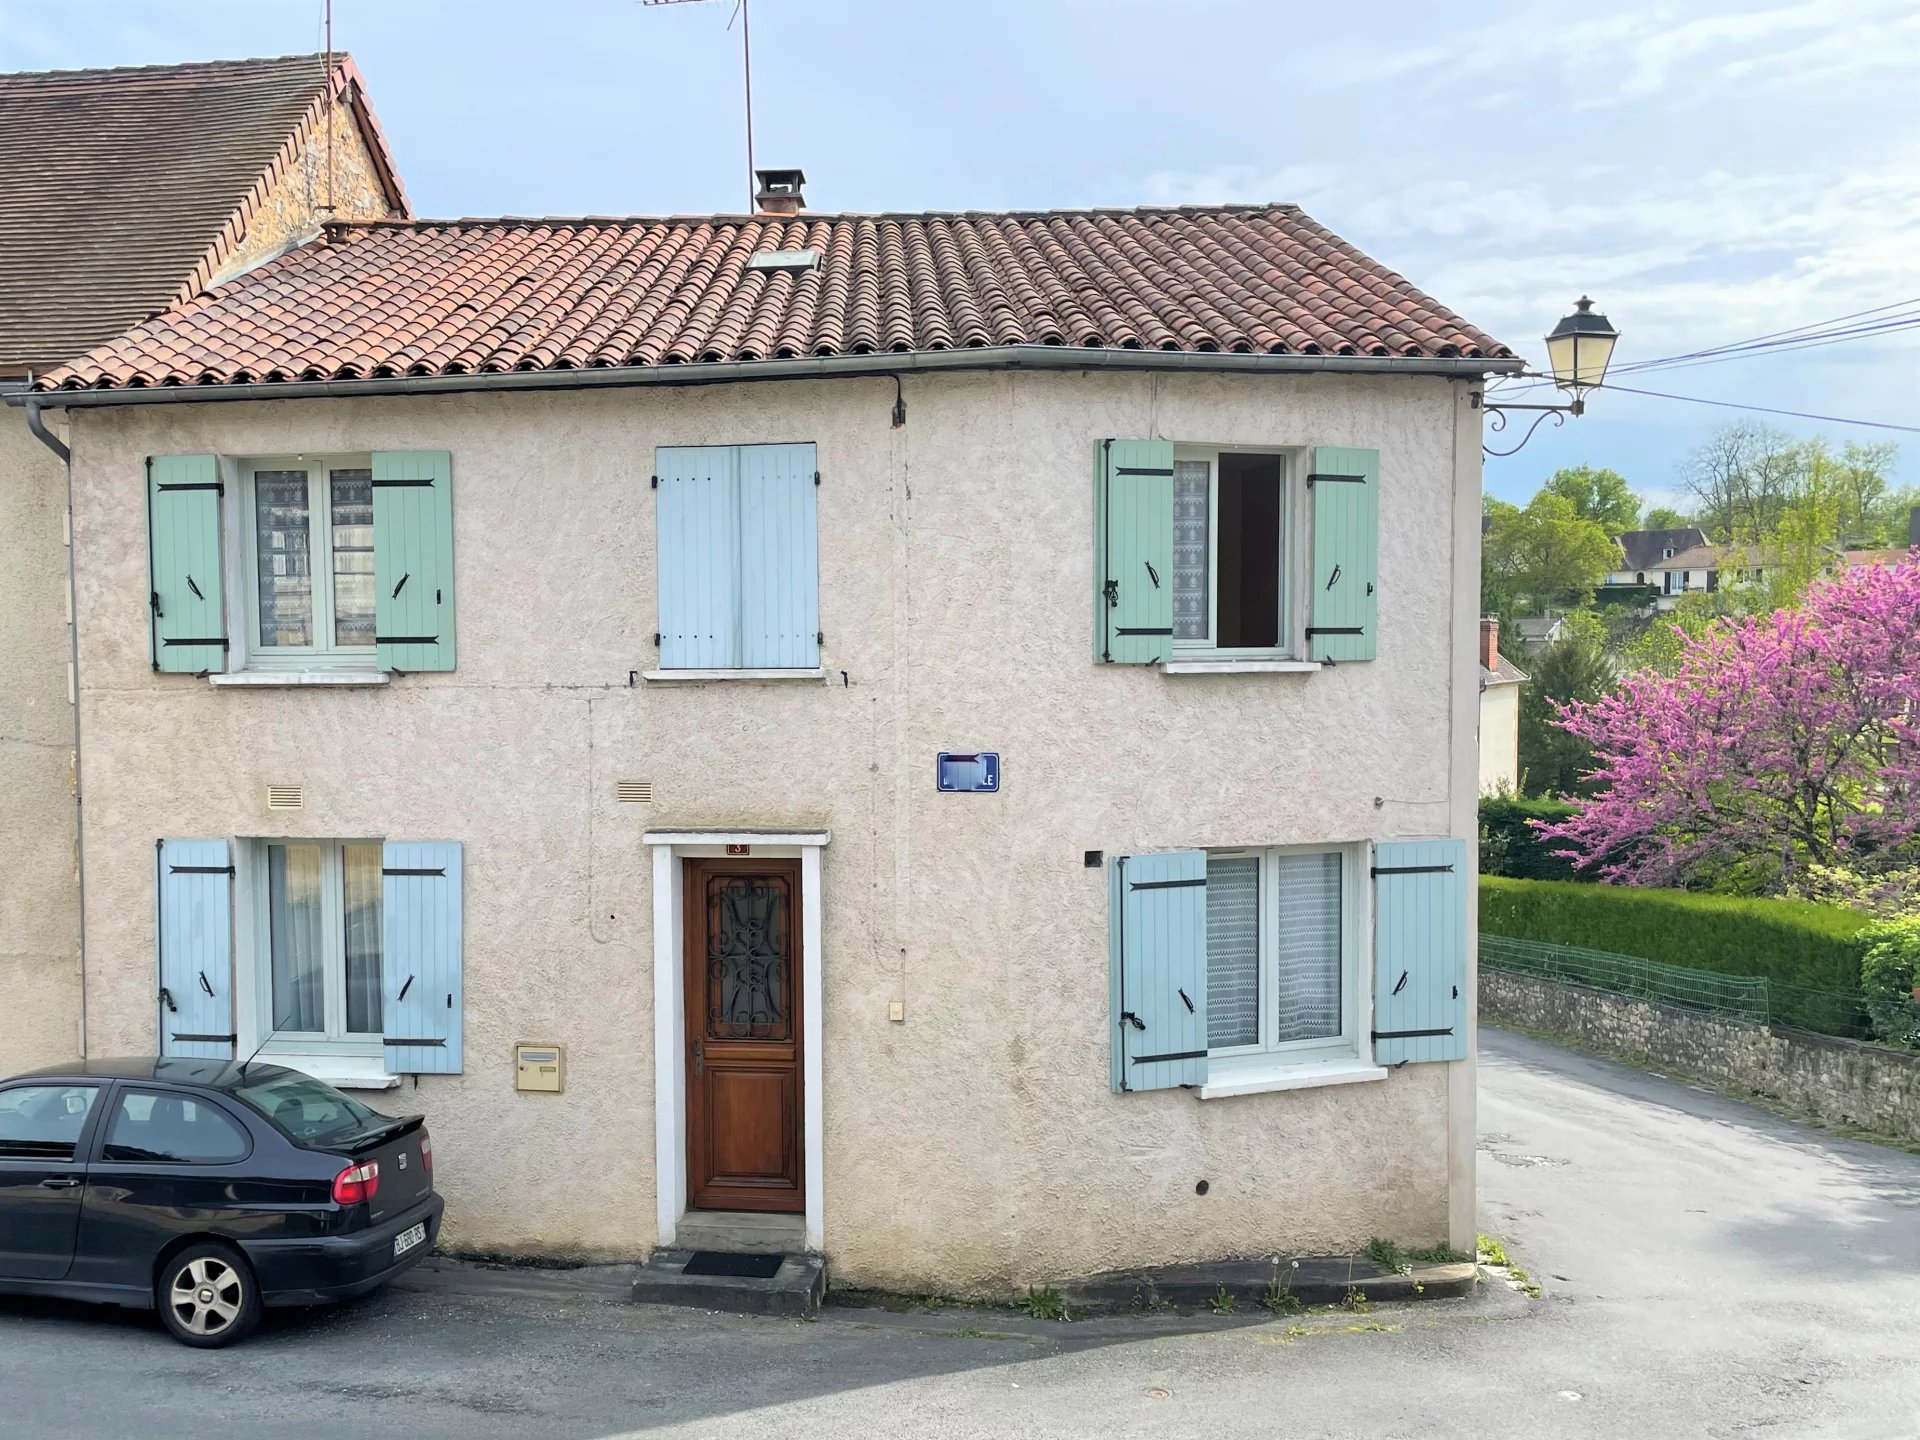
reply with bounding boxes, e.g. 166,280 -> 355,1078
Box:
514,1044 -> 565,1093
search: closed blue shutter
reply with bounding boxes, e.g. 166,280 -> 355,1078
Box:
147,456 -> 227,673
382,841 -> 463,1074
1110,850 -> 1208,1091
1094,439 -> 1176,663
1307,446 -> 1379,662
738,443 -> 820,667
1371,838 -> 1469,1063
657,447 -> 742,668
156,838 -> 235,1059
372,451 -> 456,672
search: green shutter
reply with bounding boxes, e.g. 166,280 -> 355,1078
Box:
1307,446 -> 1378,662
1371,838 -> 1469,1064
373,451 -> 456,672
156,837 -> 235,1058
146,456 -> 227,673
382,840 -> 464,1074
1110,850 -> 1209,1092
1094,439 -> 1175,663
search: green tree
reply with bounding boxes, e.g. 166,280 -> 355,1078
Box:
1518,632 -> 1616,797
1641,505 -> 1691,531
1620,592 -> 1724,674
1542,465 -> 1640,533
1484,493 -> 1623,613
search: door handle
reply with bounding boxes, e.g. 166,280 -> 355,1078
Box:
693,1039 -> 704,1079
39,1177 -> 81,1190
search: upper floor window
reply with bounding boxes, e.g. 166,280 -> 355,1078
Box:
1172,448 -> 1293,653
653,443 -> 820,673
245,457 -> 377,663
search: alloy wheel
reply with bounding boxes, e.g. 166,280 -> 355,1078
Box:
168,1256 -> 244,1337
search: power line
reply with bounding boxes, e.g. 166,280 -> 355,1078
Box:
1595,382 -> 1920,434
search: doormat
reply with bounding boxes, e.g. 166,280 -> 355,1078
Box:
682,1251 -> 785,1279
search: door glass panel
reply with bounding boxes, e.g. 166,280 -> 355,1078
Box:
103,1091 -> 249,1164
330,468 -> 376,647
254,469 -> 314,647
1172,458 -> 1211,641
341,843 -> 385,1034
0,1085 -> 98,1160
705,874 -> 792,1040
268,843 -> 326,1032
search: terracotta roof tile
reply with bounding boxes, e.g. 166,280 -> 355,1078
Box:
38,205 -> 1511,390
0,53 -> 406,376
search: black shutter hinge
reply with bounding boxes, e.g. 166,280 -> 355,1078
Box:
650,475 -> 659,489
653,632 -> 661,646
816,630 -> 824,645
1119,1011 -> 1146,1032
814,470 -> 822,486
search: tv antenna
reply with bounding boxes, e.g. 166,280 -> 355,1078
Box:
642,0 -> 758,212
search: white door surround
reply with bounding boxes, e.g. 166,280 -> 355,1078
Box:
645,830 -> 828,1252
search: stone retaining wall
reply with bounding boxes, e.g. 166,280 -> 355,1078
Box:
1483,970 -> 1920,1145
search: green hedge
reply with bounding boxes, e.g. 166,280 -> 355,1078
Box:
1478,797 -> 1584,882
1480,877 -> 1873,1035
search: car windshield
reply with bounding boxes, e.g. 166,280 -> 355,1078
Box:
230,1070 -> 384,1147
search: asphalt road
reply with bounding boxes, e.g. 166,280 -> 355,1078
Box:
2,1027 -> 1915,1439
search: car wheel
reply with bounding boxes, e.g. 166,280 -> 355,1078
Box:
157,1243 -> 261,1348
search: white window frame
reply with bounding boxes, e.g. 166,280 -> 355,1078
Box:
233,837 -> 396,1088
233,454 -> 378,672
1169,444 -> 1307,661
1203,843 -> 1369,1074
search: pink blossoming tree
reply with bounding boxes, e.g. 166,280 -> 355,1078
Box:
1539,559 -> 1920,892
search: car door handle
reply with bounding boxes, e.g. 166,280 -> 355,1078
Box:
39,1177 -> 81,1190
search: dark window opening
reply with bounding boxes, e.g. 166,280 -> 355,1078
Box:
1216,453 -> 1282,649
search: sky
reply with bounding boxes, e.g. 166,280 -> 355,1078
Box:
5,0 -> 1916,513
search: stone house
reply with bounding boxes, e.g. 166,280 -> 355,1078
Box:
0,53 -> 408,1075
15,174 -> 1517,1290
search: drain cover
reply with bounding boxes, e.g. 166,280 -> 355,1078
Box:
683,1251 -> 784,1279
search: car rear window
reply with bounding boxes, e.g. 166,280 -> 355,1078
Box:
231,1071 -> 382,1147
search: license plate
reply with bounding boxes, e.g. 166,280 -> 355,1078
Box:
393,1222 -> 427,1258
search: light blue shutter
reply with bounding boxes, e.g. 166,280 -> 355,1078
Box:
382,841 -> 464,1074
147,456 -> 227,673
1307,446 -> 1379,662
738,443 -> 820,667
657,447 -> 742,668
1110,850 -> 1208,1092
1094,439 -> 1176,663
157,838 -> 235,1059
372,451 -> 456,672
1371,838 -> 1469,1064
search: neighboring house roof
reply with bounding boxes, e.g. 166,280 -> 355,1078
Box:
1613,527 -> 1709,571
1657,542 -> 1772,572
34,204 -> 1513,391
0,53 -> 407,376
1512,616 -> 1563,641
1843,547 -> 1912,570
1482,657 -> 1528,685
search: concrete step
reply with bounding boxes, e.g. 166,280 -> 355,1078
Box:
674,1210 -> 807,1255
631,1249 -> 825,1319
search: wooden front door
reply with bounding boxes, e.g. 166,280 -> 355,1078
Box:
685,859 -> 804,1213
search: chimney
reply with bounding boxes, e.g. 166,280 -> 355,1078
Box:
1479,616 -> 1500,672
754,167 -> 807,217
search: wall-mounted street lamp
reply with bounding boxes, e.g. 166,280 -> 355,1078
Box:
1477,296 -> 1620,456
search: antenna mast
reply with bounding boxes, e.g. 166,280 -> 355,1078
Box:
641,0 -> 757,211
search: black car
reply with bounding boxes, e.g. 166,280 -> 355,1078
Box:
0,1057 -> 443,1346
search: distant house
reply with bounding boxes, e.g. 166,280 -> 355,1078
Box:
1843,506 -> 1920,571
1604,526 -> 1709,598
1478,618 -> 1527,794
1511,615 -> 1566,656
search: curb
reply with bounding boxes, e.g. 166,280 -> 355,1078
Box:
1057,1257 -> 1476,1314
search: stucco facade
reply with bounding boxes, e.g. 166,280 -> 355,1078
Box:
0,411 -> 82,1072
53,367 -> 1483,1293
1480,680 -> 1521,794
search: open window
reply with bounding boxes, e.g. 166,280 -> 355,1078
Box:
1172,449 -> 1293,654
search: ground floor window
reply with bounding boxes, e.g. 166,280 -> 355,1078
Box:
255,840 -> 385,1044
1204,846 -> 1355,1061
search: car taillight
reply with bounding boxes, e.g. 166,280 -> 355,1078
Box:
418,1133 -> 432,1174
332,1159 -> 380,1205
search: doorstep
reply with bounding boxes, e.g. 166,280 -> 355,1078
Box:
631,1248 -> 826,1319
1057,1255 -> 1477,1313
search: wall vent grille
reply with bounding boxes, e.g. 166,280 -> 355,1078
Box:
616,779 -> 653,805
266,784 -> 303,811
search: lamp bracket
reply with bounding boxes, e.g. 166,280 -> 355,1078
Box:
1473,391 -> 1587,457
